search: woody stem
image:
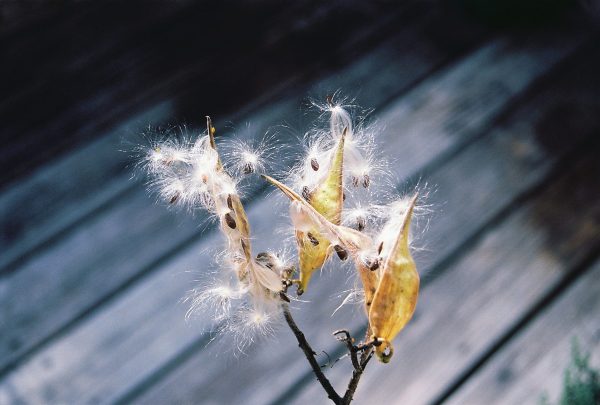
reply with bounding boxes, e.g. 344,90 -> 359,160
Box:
282,303 -> 343,404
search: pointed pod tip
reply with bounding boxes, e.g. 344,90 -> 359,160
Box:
261,175 -> 303,203
400,193 -> 419,235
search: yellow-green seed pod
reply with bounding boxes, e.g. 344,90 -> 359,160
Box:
262,173 -> 380,307
368,194 -> 419,363
295,132 -> 345,292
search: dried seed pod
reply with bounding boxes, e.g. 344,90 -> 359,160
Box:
310,158 -> 320,171
264,131 -> 346,294
224,212 -> 237,229
368,195 -> 419,363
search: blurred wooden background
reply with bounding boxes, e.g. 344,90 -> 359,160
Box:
1,1 -> 599,404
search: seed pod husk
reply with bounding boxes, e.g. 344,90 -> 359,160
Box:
368,194 -> 420,363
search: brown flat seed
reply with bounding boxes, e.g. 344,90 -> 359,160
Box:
169,192 -> 180,204
352,176 -> 359,187
334,245 -> 348,261
224,212 -> 237,229
377,241 -> 384,255
243,163 -> 254,174
310,158 -> 319,171
357,216 -> 366,231
307,232 -> 319,246
362,174 -> 370,188
302,186 -> 311,201
367,258 -> 379,271
343,192 -> 346,201
226,194 -> 234,210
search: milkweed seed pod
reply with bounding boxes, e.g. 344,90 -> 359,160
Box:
288,132 -> 346,294
262,174 -> 380,311
144,118 -> 283,337
204,119 -> 282,298
368,194 -> 419,363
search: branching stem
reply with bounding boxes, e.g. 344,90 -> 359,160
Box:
282,304 -> 375,404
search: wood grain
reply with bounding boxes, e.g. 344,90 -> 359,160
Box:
135,39 -> 600,405
0,7 -> 487,377
445,259 -> 600,405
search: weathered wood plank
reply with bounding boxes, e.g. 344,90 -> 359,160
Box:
0,7 -> 487,375
0,103 -> 172,273
293,145 -> 600,405
133,39 -> 600,405
0,4 -> 484,275
445,259 -> 600,405
0,24 -> 591,405
0,0 -> 419,186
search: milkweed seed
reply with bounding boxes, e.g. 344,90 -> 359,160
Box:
302,186 -> 311,201
310,158 -> 319,171
224,212 -> 237,229
357,216 -> 366,231
307,232 -> 319,246
334,245 -> 348,261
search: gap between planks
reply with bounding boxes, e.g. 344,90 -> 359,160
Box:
0,21 -> 592,404
132,37 -> 600,405
0,6 -> 489,377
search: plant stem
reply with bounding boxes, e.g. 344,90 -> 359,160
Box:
282,303 -> 343,404
282,304 -> 375,404
341,346 -> 373,404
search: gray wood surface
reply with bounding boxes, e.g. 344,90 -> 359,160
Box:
0,7 -> 486,377
132,35 -> 600,405
1,5 -> 598,405
446,259 -> 600,405
293,143 -> 600,405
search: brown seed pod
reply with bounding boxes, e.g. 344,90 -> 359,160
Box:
310,158 -> 320,171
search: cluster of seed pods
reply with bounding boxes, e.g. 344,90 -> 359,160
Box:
266,103 -> 421,362
142,101 -> 421,360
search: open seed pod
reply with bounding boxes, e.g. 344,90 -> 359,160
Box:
263,172 -> 379,308
368,194 -> 419,363
275,132 -> 345,294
